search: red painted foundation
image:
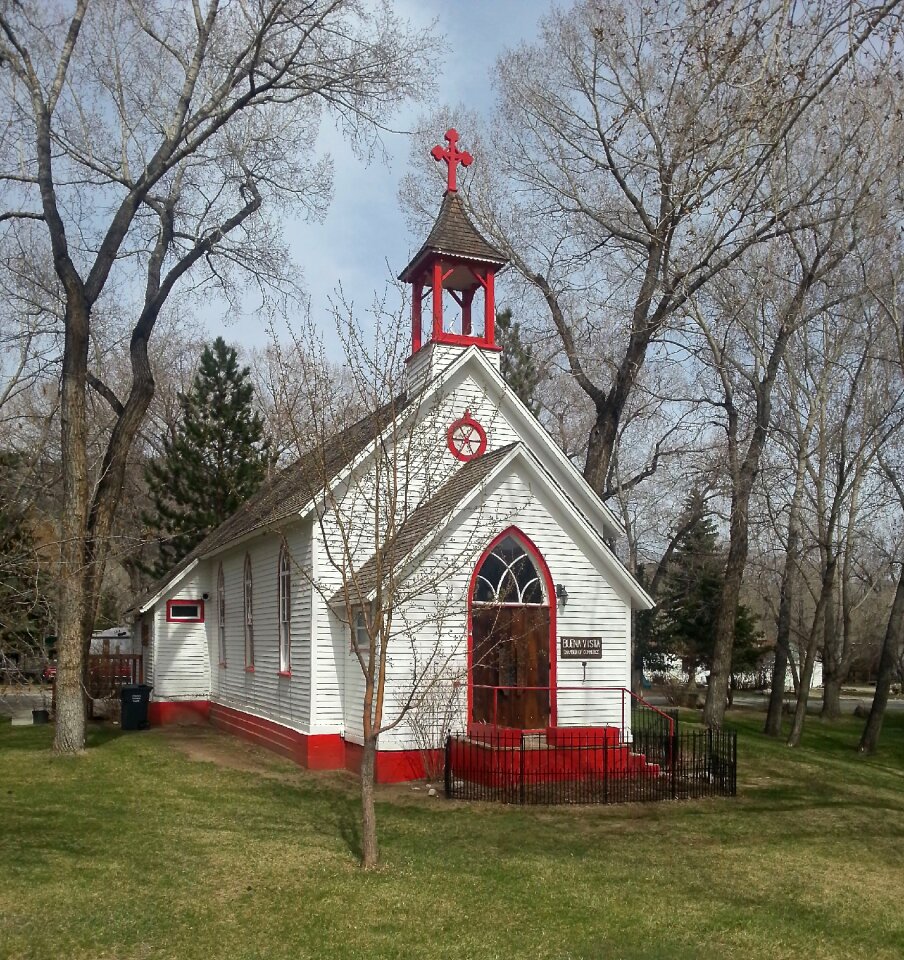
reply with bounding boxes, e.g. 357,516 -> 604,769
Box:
149,701 -> 635,786
343,740 -> 442,783
208,702 -> 344,768
148,700 -> 210,726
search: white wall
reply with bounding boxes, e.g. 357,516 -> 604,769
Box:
152,567 -> 210,701
313,458 -> 633,751
206,519 -> 314,731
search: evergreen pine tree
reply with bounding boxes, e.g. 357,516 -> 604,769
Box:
0,501 -> 54,651
143,337 -> 270,578
0,452 -> 56,674
496,309 -> 543,415
655,490 -> 761,684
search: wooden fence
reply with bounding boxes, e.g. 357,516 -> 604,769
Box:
51,654 -> 144,716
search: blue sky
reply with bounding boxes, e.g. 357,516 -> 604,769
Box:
206,0 -> 553,357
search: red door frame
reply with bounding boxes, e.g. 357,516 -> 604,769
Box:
466,526 -> 557,728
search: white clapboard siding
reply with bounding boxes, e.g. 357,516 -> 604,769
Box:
152,568 -> 211,700
207,519 -> 314,732
316,456 -> 632,750
139,615 -> 154,685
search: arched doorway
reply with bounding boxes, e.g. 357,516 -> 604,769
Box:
469,529 -> 555,729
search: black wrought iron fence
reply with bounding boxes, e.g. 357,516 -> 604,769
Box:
444,725 -> 737,805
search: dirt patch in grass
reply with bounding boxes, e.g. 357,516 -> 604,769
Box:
156,724 -> 296,778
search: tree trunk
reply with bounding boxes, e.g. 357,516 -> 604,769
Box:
786,638 -> 819,748
765,501 -> 804,737
704,490 -> 750,727
54,298 -> 91,755
765,425 -> 812,736
787,643 -> 800,693
787,556 -> 837,747
858,567 -> 904,755
360,735 -> 379,869
765,644 -> 788,737
584,406 -> 619,497
821,565 -> 842,719
821,672 -> 843,720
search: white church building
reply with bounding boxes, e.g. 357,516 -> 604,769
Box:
129,130 -> 654,782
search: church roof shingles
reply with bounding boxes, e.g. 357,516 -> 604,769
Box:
131,394 -> 407,614
398,191 -> 508,281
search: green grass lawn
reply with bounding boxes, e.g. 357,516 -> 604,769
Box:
1,712 -> 902,960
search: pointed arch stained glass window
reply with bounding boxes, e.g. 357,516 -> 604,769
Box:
473,535 -> 545,605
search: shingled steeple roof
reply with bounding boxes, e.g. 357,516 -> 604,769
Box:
398,191 -> 507,282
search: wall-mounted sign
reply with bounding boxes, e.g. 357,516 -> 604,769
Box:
560,636 -> 602,660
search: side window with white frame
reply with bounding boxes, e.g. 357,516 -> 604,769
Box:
217,563 -> 226,666
243,553 -> 254,669
278,543 -> 291,675
352,608 -> 378,669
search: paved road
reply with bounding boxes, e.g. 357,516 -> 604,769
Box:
5,687 -> 903,721
645,690 -> 904,714
0,688 -> 50,718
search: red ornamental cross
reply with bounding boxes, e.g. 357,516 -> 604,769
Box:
431,128 -> 473,192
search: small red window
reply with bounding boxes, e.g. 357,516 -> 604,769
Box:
166,599 -> 205,623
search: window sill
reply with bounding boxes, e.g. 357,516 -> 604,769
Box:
277,670 -> 292,678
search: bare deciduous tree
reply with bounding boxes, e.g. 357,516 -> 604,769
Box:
407,0 -> 904,496
0,0 -> 435,753
859,266 -> 904,753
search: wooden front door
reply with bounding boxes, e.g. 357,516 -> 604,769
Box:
472,606 -> 550,728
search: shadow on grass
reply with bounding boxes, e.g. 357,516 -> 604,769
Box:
337,802 -> 363,862
0,718 -> 124,752
87,723 -> 125,749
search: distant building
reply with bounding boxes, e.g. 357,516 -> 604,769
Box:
645,652 -> 823,691
90,627 -> 139,657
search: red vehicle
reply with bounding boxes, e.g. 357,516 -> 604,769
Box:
41,662 -> 57,684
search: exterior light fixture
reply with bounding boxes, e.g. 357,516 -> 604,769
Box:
556,583 -> 568,606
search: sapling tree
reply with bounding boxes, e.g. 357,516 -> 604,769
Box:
271,297 -> 519,869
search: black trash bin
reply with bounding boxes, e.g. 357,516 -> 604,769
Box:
120,684 -> 153,731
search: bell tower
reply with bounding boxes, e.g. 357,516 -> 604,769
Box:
400,129 -> 508,389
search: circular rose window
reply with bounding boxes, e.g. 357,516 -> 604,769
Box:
447,410 -> 487,462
